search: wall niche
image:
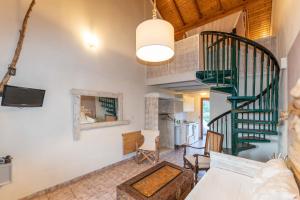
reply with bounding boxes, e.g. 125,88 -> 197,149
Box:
71,89 -> 130,140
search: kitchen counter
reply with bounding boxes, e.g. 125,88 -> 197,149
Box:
175,122 -> 198,127
183,121 -> 199,124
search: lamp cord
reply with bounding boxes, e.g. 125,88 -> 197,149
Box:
152,0 -> 157,19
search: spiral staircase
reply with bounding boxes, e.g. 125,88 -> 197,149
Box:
196,31 -> 280,155
99,97 -> 117,117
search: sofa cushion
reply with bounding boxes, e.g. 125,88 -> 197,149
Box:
185,167 -> 254,200
252,172 -> 300,200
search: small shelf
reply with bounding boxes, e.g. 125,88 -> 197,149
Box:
0,163 -> 12,186
80,120 -> 130,130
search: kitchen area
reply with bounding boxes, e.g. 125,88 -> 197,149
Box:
158,91 -> 210,150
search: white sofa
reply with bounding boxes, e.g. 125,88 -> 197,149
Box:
185,152 -> 300,200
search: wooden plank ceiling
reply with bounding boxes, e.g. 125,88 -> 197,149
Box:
155,0 -> 273,41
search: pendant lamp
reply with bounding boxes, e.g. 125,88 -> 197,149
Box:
136,0 -> 175,63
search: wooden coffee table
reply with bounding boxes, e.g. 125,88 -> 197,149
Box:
117,161 -> 194,200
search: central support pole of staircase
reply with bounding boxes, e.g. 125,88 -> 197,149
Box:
231,101 -> 238,155
230,36 -> 238,155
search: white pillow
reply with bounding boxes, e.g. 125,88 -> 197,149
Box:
252,159 -> 300,200
254,159 -> 290,184
252,172 -> 300,200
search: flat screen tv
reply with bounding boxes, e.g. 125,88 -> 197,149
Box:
1,85 -> 45,107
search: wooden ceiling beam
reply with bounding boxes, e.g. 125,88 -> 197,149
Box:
175,0 -> 259,39
218,0 -> 224,11
194,0 -> 203,18
173,0 -> 186,26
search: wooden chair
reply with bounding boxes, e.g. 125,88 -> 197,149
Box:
136,130 -> 160,165
183,131 -> 224,184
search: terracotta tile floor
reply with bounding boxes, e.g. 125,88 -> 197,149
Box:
31,146 -> 204,200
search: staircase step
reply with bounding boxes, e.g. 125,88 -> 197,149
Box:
227,96 -> 256,103
234,129 -> 278,135
196,70 -> 232,80
238,136 -> 271,143
210,86 -> 235,94
202,78 -> 232,84
196,71 -> 207,80
237,143 -> 256,152
234,119 -> 277,125
232,109 -> 274,113
222,148 -> 232,155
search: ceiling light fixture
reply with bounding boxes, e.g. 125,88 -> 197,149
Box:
136,0 -> 175,63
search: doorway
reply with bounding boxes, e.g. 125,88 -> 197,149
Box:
200,98 -> 210,139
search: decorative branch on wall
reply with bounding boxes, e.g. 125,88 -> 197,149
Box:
0,0 -> 36,93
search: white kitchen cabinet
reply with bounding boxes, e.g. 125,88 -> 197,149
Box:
0,163 -> 12,186
175,126 -> 181,145
180,125 -> 187,145
187,124 -> 196,145
175,125 -> 188,146
193,123 -> 200,142
186,123 -> 200,145
175,123 -> 200,146
183,96 -> 194,112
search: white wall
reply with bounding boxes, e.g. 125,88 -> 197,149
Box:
0,0 -> 151,199
239,136 -> 279,162
272,0 -> 300,58
272,0 -> 300,100
209,91 -> 232,147
184,92 -> 210,123
210,92 -> 231,120
272,0 -> 300,155
235,11 -> 246,37
186,11 -> 241,37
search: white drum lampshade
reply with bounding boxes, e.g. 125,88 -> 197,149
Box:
136,19 -> 174,63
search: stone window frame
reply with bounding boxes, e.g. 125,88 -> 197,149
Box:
71,89 -> 129,140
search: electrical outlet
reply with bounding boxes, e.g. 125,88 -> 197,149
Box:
281,57 -> 288,69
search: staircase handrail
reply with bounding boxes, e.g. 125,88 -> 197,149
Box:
207,83 -> 273,127
201,31 -> 280,68
201,31 -> 280,127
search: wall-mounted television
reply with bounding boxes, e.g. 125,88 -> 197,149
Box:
1,85 -> 45,107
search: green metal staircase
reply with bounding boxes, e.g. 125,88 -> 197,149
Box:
99,97 -> 118,117
196,31 -> 280,155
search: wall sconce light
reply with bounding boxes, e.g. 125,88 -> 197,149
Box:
199,92 -> 209,97
83,32 -> 100,49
